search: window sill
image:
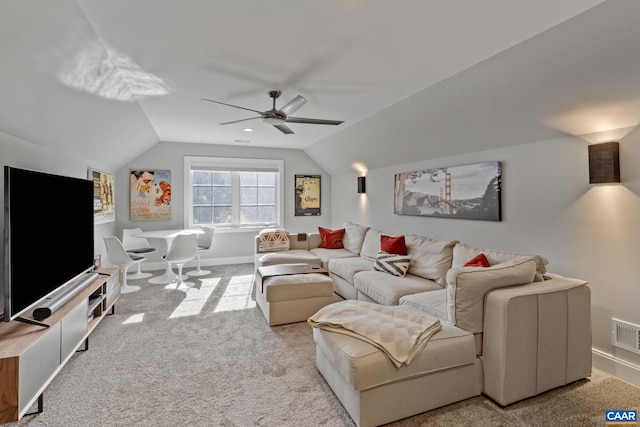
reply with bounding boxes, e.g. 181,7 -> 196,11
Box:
202,225 -> 280,235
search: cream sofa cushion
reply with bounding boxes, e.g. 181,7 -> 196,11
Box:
360,228 -> 382,261
405,235 -> 458,285
309,247 -> 357,268
328,257 -> 374,283
452,242 -> 548,281
399,289 -> 448,321
341,221 -> 370,255
312,312 -> 478,391
262,273 -> 334,303
254,250 -> 321,267
353,271 -> 442,306
446,256 -> 537,333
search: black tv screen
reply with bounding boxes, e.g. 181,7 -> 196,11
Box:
3,166 -> 95,321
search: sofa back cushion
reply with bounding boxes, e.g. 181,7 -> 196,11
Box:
308,232 -> 322,249
360,228 -> 382,261
446,256 -> 537,334
341,221 -> 370,255
405,235 -> 458,285
452,242 -> 548,281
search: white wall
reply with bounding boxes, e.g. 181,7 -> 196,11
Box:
116,141 -> 331,265
0,130 -> 117,313
331,127 -> 640,386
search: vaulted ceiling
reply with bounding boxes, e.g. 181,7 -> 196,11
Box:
4,1 -> 639,176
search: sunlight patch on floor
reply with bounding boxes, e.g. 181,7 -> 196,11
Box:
169,277 -> 220,319
213,274 -> 256,313
122,313 -> 145,324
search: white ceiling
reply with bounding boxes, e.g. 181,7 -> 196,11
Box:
0,0 -> 626,173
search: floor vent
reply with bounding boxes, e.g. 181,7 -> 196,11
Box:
612,318 -> 640,354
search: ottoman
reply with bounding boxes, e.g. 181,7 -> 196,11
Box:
256,273 -> 335,326
312,306 -> 482,427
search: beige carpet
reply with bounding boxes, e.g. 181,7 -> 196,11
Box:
9,263 -> 640,427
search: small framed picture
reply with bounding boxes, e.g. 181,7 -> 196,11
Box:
130,170 -> 172,220
93,254 -> 102,270
295,175 -> 321,216
88,169 -> 115,224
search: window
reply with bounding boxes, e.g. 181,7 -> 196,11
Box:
184,156 -> 283,230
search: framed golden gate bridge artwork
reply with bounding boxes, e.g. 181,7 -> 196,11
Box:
394,161 -> 501,221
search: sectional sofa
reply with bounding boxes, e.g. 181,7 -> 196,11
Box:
254,222 -> 592,426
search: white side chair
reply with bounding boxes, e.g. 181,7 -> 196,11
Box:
103,236 -> 145,293
122,228 -> 157,279
186,226 -> 215,277
164,234 -> 198,289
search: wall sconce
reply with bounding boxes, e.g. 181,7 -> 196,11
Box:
588,142 -> 620,183
357,176 -> 366,193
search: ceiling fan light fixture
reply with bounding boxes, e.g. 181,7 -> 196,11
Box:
202,90 -> 344,135
262,117 -> 285,125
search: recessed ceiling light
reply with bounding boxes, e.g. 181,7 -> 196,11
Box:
243,128 -> 253,132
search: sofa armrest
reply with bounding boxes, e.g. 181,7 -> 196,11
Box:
481,276 -> 591,406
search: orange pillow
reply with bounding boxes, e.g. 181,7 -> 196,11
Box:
464,253 -> 490,267
380,234 -> 407,255
318,227 -> 345,249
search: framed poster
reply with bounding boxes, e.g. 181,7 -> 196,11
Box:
394,161 -> 501,221
89,168 -> 115,224
130,170 -> 172,220
295,174 -> 321,216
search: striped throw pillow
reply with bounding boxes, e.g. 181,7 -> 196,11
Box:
373,251 -> 411,277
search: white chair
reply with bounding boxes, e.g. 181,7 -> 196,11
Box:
164,234 -> 198,289
103,236 -> 145,293
122,228 -> 157,279
186,226 -> 215,277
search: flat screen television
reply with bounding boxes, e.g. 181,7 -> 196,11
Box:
3,166 -> 95,322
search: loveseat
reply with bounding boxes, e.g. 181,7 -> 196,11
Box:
254,222 -> 592,426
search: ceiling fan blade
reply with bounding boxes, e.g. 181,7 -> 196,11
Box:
201,98 -> 263,114
220,117 -> 261,125
279,95 -> 307,116
273,124 -> 294,134
286,116 -> 344,125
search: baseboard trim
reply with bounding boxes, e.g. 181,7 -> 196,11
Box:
141,256 -> 253,272
200,256 -> 254,266
592,348 -> 640,387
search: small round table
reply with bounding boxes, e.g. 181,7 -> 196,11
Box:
132,229 -> 204,284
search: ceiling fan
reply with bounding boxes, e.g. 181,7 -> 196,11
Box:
201,90 -> 344,134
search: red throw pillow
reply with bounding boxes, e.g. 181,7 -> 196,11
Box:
380,234 -> 407,255
464,253 -> 490,267
318,227 -> 345,249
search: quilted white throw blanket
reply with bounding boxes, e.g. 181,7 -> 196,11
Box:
308,300 -> 441,367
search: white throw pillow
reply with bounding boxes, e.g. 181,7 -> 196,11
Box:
446,256 -> 537,333
452,242 -> 548,281
404,235 -> 458,285
341,221 -> 370,255
360,228 -> 382,261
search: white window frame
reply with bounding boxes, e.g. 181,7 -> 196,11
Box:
184,156 -> 284,233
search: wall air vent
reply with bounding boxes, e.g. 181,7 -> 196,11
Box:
611,318 -> 640,354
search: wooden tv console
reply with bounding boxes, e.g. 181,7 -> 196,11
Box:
0,267 -> 119,423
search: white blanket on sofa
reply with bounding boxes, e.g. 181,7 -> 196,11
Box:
308,300 -> 441,367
